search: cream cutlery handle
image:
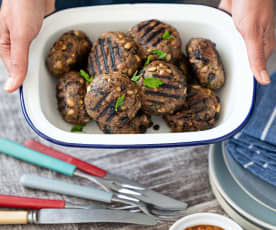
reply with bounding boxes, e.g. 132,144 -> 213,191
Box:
0,211 -> 28,224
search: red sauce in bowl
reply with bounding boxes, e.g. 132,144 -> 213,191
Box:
185,225 -> 224,230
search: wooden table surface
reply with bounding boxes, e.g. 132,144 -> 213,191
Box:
0,1 -> 246,229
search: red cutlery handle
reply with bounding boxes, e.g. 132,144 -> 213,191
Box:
24,139 -> 107,178
0,194 -> 65,209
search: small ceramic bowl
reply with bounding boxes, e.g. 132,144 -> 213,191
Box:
20,3 -> 255,148
170,213 -> 243,230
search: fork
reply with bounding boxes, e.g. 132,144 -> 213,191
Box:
24,139 -> 188,211
0,138 -> 187,211
20,174 -> 186,220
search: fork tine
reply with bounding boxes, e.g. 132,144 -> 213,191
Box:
113,204 -> 186,219
118,188 -> 142,196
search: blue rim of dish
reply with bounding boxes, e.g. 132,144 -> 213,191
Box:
19,2 -> 255,149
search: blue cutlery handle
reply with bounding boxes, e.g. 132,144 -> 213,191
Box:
20,174 -> 113,203
0,138 -> 76,176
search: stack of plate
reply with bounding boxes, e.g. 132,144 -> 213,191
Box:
209,143 -> 276,230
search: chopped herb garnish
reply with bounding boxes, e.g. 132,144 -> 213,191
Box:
80,69 -> 93,82
71,124 -> 85,132
143,77 -> 164,88
152,49 -> 167,59
131,70 -> 143,82
162,30 -> 173,40
115,95 -> 125,112
144,55 -> 151,67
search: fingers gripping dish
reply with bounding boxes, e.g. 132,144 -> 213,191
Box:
163,85 -> 221,132
87,32 -> 142,77
85,72 -> 142,127
129,19 -> 182,62
47,30 -> 92,76
137,60 -> 187,115
56,71 -> 91,125
186,38 -> 225,90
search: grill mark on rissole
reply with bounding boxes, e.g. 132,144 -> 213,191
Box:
106,109 -> 116,122
177,113 -> 193,120
63,81 -> 82,90
191,106 -> 207,114
116,43 -> 123,62
88,56 -> 95,76
140,21 -> 161,40
146,27 -> 166,43
94,45 -> 102,74
91,91 -> 110,111
99,38 -> 109,72
145,90 -> 180,99
159,83 -> 180,90
152,37 -> 163,47
187,90 -> 197,98
180,81 -> 187,86
137,20 -> 154,32
108,38 -> 117,71
152,74 -> 173,80
96,99 -> 116,120
189,98 -> 204,106
146,99 -> 164,105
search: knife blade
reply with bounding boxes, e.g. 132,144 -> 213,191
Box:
33,209 -> 157,225
24,139 -> 188,210
104,173 -> 188,211
0,209 -> 157,225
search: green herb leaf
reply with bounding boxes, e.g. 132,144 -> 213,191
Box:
115,95 -> 125,112
131,70 -> 143,82
71,124 -> 85,132
143,77 -> 164,88
162,30 -> 174,40
144,55 -> 151,67
152,49 -> 167,59
80,69 -> 93,82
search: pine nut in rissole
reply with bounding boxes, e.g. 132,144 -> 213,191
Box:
46,30 -> 92,77
163,85 -> 221,132
87,32 -> 142,78
186,38 -> 225,90
56,71 -> 91,125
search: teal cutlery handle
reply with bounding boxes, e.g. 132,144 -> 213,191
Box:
0,138 -> 76,176
20,174 -> 113,203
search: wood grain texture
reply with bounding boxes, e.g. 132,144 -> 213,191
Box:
0,1 -> 242,229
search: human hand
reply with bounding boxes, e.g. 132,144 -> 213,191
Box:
0,0 -> 55,92
219,0 -> 275,85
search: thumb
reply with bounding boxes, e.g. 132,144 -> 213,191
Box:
219,0 -> 232,14
4,36 -> 31,92
244,36 -> 270,85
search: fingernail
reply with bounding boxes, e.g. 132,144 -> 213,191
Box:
4,77 -> 15,92
260,70 -> 271,84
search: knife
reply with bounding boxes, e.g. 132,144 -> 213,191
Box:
0,209 -> 157,225
0,194 -> 107,210
24,139 -> 188,211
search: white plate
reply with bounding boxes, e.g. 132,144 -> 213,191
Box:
210,175 -> 264,230
209,143 -> 276,230
222,142 -> 276,212
20,4 -> 255,148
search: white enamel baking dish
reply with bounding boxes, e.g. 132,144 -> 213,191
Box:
20,3 -> 255,148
